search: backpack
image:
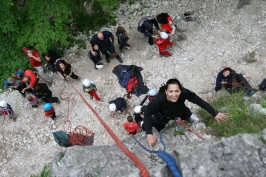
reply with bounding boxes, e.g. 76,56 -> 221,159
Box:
259,78 -> 266,91
53,131 -> 73,147
120,69 -> 131,88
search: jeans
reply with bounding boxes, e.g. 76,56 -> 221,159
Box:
34,66 -> 53,83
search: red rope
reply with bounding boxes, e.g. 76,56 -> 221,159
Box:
177,119 -> 205,140
68,80 -> 150,177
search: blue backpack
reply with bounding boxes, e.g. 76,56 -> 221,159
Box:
120,69 -> 131,88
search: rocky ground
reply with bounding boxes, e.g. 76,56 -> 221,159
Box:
0,0 -> 266,176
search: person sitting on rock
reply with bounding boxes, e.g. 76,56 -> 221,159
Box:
26,95 -> 39,108
4,70 -> 24,93
21,69 -> 38,96
34,83 -> 60,104
137,16 -> 160,46
109,97 -> 127,117
156,13 -> 176,35
156,32 -> 173,57
88,43 -> 104,69
123,116 -> 140,135
215,67 -> 257,97
89,31 -> 122,63
116,26 -> 132,59
56,60 -> 81,81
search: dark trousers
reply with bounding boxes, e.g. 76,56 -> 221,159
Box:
41,97 -> 59,103
148,29 -> 154,45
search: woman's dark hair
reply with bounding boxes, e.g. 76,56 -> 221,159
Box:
156,13 -> 169,24
223,67 -> 236,75
158,78 -> 183,94
26,46 -> 34,50
43,51 -> 52,58
91,43 -> 97,48
56,60 -> 68,71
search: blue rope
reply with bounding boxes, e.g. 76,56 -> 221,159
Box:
132,132 -> 182,177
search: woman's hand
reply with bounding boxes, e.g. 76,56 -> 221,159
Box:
215,112 -> 229,123
147,134 -> 156,146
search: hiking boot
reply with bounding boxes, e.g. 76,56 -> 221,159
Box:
120,53 -> 125,59
189,114 -> 199,123
185,17 -> 197,21
105,54 -> 110,63
116,55 -> 123,63
184,11 -> 194,16
32,104 -> 38,108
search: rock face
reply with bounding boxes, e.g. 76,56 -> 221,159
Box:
49,126 -> 266,177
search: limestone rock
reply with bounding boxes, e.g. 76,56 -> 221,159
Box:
176,18 -> 188,31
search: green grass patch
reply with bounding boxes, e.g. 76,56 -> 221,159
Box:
198,91 -> 266,137
58,152 -> 65,162
30,165 -> 50,177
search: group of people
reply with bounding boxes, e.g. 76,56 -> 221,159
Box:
2,12 -> 260,146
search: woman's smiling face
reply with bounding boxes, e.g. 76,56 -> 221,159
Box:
165,84 -> 181,102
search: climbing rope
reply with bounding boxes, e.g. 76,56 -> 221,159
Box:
132,132 -> 182,177
59,84 -> 94,146
67,79 -> 150,177
177,119 -> 205,140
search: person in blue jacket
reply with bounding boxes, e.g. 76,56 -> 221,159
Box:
137,16 -> 161,45
109,97 -> 127,117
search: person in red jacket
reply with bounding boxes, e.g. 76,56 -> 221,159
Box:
156,32 -> 173,57
156,13 -> 176,35
123,116 -> 139,135
23,46 -> 53,86
43,103 -> 56,124
21,69 -> 38,94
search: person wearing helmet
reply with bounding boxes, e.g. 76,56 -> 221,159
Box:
0,100 -> 17,122
137,16 -> 161,45
109,97 -> 127,117
116,26 -> 132,59
156,13 -> 176,35
156,32 -> 174,57
143,78 -> 229,146
134,105 -> 147,126
43,103 -> 56,124
82,79 -> 101,101
88,43 -> 104,70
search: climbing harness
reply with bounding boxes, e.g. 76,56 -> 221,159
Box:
132,132 -> 182,177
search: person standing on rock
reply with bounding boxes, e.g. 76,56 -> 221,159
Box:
89,31 -> 123,63
88,43 -> 104,69
143,78 -> 229,146
0,100 -> 17,122
56,60 -> 81,81
116,26 -> 132,59
137,16 -> 160,46
23,46 -> 53,86
156,32 -> 174,57
156,13 -> 176,35
42,49 -> 61,76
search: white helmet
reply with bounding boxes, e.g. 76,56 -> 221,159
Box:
148,89 -> 157,96
134,105 -> 142,114
109,103 -> 116,111
160,32 -> 169,39
82,79 -> 91,87
96,64 -> 104,69
0,100 -> 7,108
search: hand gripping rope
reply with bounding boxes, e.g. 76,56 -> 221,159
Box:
67,79 -> 150,177
132,132 -> 182,177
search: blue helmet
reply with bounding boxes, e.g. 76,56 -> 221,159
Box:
148,89 -> 157,96
43,103 -> 52,111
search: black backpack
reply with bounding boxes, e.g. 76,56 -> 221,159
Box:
259,78 -> 266,91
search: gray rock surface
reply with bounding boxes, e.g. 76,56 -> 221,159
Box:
50,128 -> 266,177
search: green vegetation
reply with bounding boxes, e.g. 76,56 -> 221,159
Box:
30,165 -> 50,177
174,129 -> 185,136
58,152 -> 65,162
0,0 -> 119,88
198,91 -> 266,137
